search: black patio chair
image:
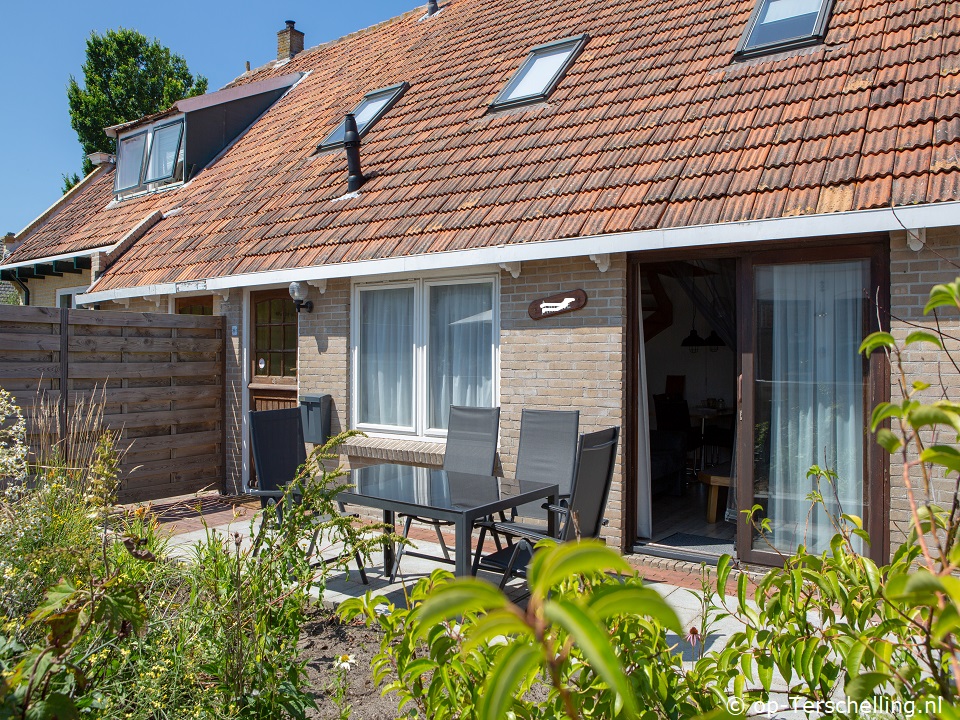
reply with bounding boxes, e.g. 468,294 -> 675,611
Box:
389,405 -> 500,582
472,426 -> 620,588
473,409 -> 580,556
512,409 -> 580,518
247,407 -> 367,584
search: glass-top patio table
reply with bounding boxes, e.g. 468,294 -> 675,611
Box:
338,463 -> 559,577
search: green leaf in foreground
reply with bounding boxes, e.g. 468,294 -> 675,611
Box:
477,643 -> 541,720
858,331 -> 895,357
412,579 -> 507,639
920,445 -> 960,474
586,585 -> 681,634
845,672 -> 890,702
904,330 -> 943,348
543,598 -> 639,719
529,539 -> 633,596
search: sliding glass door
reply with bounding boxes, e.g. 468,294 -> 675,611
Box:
740,246 -> 885,564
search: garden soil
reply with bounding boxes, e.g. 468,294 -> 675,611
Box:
301,610 -> 402,719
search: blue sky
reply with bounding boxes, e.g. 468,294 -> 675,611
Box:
0,0 -> 416,235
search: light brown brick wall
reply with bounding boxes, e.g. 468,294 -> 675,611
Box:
889,227 -> 960,554
297,279 -> 351,441
500,255 -> 628,547
28,270 -> 92,308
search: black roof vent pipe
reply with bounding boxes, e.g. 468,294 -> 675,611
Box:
344,113 -> 364,192
427,0 -> 439,14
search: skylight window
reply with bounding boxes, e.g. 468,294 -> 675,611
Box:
144,121 -> 184,183
491,35 -> 588,110
318,82 -> 409,151
116,131 -> 147,192
735,0 -> 833,59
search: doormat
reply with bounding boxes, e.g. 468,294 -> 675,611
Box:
656,532 -> 734,557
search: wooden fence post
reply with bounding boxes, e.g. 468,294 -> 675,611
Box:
59,307 -> 69,443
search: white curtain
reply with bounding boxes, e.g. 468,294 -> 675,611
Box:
358,287 -> 414,427
763,260 -> 866,553
428,283 -> 494,429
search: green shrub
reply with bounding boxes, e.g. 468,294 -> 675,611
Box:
0,389 -> 390,719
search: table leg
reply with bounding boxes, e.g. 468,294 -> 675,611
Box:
547,492 -> 557,538
455,515 -> 471,577
705,486 -> 718,524
383,509 -> 395,574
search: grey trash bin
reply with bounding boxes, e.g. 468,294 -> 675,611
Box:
299,394 -> 332,445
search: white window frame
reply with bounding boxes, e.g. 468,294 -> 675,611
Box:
350,273 -> 500,439
57,285 -> 89,309
114,114 -> 186,199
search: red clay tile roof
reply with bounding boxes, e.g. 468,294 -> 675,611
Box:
11,0 -> 960,291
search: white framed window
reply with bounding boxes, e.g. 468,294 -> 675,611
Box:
144,121 -> 185,183
351,275 -> 498,437
56,286 -> 88,309
116,130 -> 148,192
114,116 -> 185,198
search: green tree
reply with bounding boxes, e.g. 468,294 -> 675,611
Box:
63,28 -> 208,192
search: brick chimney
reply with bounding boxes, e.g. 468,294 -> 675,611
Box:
277,20 -> 304,60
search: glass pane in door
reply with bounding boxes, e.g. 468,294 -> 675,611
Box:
753,260 -> 868,553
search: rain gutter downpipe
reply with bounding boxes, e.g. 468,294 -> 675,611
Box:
12,277 -> 28,306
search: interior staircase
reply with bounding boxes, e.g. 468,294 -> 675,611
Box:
640,269 -> 673,342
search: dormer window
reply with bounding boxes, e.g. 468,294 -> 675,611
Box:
735,0 -> 833,59
318,82 -> 409,151
116,131 -> 148,192
144,121 -> 185,183
491,35 -> 588,111
114,118 -> 185,197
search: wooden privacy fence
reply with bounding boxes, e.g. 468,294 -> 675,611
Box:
0,305 -> 226,503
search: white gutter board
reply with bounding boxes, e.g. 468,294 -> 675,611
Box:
78,201 -> 960,304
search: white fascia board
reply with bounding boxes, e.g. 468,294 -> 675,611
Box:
77,200 -> 960,305
0,244 -> 116,271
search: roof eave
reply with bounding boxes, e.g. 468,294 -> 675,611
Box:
78,200 -> 960,304
0,244 -> 116,272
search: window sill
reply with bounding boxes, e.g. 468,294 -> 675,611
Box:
341,435 -> 446,467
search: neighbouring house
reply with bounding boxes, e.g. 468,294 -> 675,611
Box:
3,0 -> 960,566
0,235 -> 19,305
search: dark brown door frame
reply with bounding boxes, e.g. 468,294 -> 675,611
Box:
625,236 -> 890,565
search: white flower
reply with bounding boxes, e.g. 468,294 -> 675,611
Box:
332,653 -> 356,671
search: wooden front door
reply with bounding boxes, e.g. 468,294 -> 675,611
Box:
248,291 -> 298,483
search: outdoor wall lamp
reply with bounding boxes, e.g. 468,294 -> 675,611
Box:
288,281 -> 313,313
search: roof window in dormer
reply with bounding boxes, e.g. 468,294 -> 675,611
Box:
491,35 -> 588,111
115,131 -> 148,192
735,0 -> 833,59
318,82 -> 409,151
114,118 -> 185,197
144,121 -> 185,183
